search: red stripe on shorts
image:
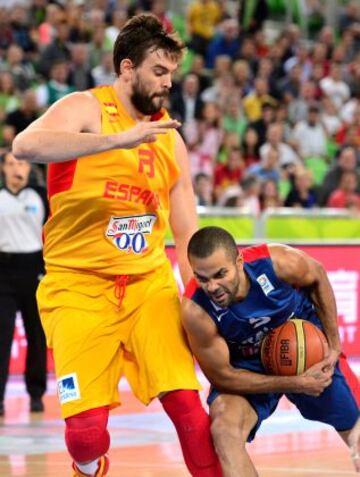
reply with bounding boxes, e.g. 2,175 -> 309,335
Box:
339,352 -> 360,407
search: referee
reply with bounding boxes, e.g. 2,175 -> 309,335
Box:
0,150 -> 48,415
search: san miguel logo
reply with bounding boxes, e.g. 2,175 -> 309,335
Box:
105,214 -> 157,254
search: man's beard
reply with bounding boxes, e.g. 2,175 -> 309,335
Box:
131,79 -> 168,116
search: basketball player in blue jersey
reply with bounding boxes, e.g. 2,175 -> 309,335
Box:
182,226 -> 360,477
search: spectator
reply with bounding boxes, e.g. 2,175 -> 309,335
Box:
1,43 -> 36,92
232,59 -> 252,96
170,73 -> 204,125
91,51 -> 116,86
338,1 -> 360,33
188,54 -> 212,92
5,89 -> 40,135
0,71 -> 20,114
214,146 -> 245,203
285,169 -> 318,208
201,71 -> 237,107
193,172 -> 213,206
247,147 -> 281,183
37,20 -> 71,78
36,61 -> 75,108
243,77 -> 277,122
197,101 -> 223,163
260,178 -> 283,210
249,102 -> 276,146
150,0 -> 173,33
292,104 -> 328,159
222,96 -> 247,138
10,5 -> 36,53
0,150 -> 48,416
278,62 -> 302,102
106,9 -> 128,44
68,43 -> 95,91
321,96 -> 342,137
187,0 -> 222,56
319,147 -> 360,205
327,170 -> 360,211
37,3 -> 63,47
206,18 -> 241,69
284,43 -> 312,82
336,104 -> 360,146
88,25 -> 112,69
260,122 -> 300,167
242,127 -> 260,166
320,62 -> 350,109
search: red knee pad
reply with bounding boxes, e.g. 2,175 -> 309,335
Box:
65,407 -> 110,463
161,390 -> 222,476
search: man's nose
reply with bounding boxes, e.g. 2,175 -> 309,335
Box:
162,74 -> 172,89
207,279 -> 219,293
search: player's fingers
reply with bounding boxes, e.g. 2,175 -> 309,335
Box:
143,134 -> 157,143
150,119 -> 181,129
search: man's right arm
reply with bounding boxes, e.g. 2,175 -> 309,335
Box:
12,91 -> 181,163
181,297 -> 333,396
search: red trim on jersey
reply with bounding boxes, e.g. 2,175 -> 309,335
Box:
339,352 -> 360,406
242,244 -> 270,263
47,159 -> 78,200
184,277 -> 199,299
150,109 -> 165,121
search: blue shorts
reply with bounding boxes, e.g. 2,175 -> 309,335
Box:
207,354 -> 360,442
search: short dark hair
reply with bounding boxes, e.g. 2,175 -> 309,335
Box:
113,14 -> 185,75
188,226 -> 239,262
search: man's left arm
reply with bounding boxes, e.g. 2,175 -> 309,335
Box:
168,130 -> 198,286
270,244 -> 341,368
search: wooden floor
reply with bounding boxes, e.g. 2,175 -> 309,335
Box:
0,371 -> 358,477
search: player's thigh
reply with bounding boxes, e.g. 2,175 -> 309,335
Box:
37,274 -> 124,417
210,394 -> 259,443
124,269 -> 200,403
288,362 -> 359,432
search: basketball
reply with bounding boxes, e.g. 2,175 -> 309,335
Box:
261,319 -> 328,376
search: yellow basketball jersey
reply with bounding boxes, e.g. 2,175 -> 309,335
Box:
44,85 -> 180,274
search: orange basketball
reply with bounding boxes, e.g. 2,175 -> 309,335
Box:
260,319 -> 328,376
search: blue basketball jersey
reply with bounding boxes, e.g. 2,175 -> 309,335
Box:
186,244 -> 320,362
184,244 -> 359,438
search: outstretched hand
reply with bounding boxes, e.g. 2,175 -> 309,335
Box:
119,119 -> 181,148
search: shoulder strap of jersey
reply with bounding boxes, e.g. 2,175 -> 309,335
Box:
184,277 -> 199,299
242,244 -> 270,263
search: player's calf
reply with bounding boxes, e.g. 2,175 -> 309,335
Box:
161,390 -> 222,476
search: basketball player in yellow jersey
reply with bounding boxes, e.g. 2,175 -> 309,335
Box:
13,14 -> 222,477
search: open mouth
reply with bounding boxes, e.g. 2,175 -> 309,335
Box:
212,291 -> 228,304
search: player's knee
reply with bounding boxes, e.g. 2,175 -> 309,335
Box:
65,407 -> 110,463
210,413 -> 244,450
210,403 -> 249,448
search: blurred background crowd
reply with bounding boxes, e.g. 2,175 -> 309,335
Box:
0,0 -> 360,213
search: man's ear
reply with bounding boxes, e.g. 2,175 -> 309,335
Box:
236,252 -> 244,268
119,58 -> 134,78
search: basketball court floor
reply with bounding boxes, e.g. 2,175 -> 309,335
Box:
0,365 -> 359,477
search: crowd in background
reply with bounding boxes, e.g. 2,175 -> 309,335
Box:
0,0 -> 360,212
